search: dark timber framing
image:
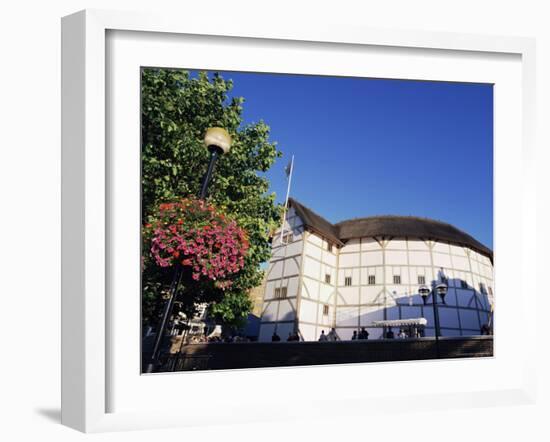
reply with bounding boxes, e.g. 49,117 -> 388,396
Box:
259,199 -> 493,341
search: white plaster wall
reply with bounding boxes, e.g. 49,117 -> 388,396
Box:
321,263 -> 337,284
264,280 -> 277,300
338,267 -> 359,286
433,242 -> 451,254
386,267 -> 409,285
408,250 -> 432,266
306,241 -> 323,261
433,252 -> 452,268
262,301 -> 279,322
360,286 -> 383,304
286,276 -> 300,298
302,256 -> 321,280
451,255 -> 470,271
302,277 -> 319,300
341,238 -> 360,253
450,244 -> 468,257
299,323 -> 317,342
359,306 -> 385,326
323,249 -> 338,267
260,211 -> 306,334
336,306 -> 359,327
362,251 -> 383,266
307,234 -> 323,248
337,287 -> 360,305
264,276 -> 299,300
265,228 -> 494,340
386,238 -> 408,250
284,240 -> 304,258
277,299 -> 296,321
298,299 -> 318,324
408,239 -> 431,251
283,256 -> 301,277
361,238 -> 382,251
335,328 -> 354,340
317,304 -> 332,326
359,266 -> 384,285
385,250 -> 408,265
351,237 -> 493,337
267,260 -> 284,280
272,209 -> 304,246
339,252 -> 360,268
270,243 -> 286,260
319,283 -> 334,303
387,285 -> 410,299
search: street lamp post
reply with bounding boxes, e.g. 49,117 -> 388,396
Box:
145,127 -> 232,373
200,127 -> 232,198
419,282 -> 447,359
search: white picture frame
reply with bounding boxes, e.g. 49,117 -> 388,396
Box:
61,9 -> 537,433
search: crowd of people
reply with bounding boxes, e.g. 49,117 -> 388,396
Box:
351,328 -> 370,340
383,327 -> 423,339
184,323 -> 491,345
270,331 -> 300,342
270,327 -> 370,342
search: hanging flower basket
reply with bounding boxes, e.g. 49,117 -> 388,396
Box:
143,197 -> 249,289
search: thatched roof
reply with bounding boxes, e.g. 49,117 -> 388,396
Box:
288,198 -> 493,259
289,198 -> 342,246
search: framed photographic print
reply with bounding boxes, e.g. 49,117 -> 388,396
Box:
61,9 -> 537,432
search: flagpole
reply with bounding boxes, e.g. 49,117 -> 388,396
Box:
279,155 -> 294,245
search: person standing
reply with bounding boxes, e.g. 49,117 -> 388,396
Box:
359,327 -> 369,340
318,330 -> 328,342
351,330 -> 358,340
327,327 -> 340,341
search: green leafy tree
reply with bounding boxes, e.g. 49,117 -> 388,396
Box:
141,69 -> 281,329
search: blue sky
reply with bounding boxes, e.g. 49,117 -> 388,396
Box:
194,71 -> 493,249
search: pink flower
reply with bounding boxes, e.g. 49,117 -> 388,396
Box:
144,196 -> 249,282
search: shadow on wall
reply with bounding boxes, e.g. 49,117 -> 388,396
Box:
242,313 -> 261,338
346,270 -> 492,340
258,309 -> 300,342
259,271 -> 493,342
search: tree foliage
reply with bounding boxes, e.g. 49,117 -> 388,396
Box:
141,69 -> 281,329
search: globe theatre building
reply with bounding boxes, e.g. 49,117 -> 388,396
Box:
258,199 -> 494,342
